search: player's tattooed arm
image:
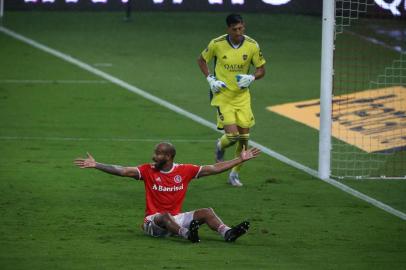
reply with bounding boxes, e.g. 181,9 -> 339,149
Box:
95,163 -> 125,176
74,152 -> 140,179
95,163 -> 140,179
198,147 -> 261,177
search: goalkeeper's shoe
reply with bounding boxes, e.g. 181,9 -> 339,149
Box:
224,221 -> 250,242
215,139 -> 225,163
228,171 -> 243,187
187,220 -> 200,243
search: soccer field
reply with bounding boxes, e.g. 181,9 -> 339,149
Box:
0,11 -> 405,270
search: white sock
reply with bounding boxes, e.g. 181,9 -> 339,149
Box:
217,224 -> 231,237
229,171 -> 238,177
178,227 -> 189,239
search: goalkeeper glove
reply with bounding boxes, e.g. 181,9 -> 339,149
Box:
207,75 -> 226,93
236,74 -> 255,89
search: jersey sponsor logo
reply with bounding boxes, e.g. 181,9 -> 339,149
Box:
152,184 -> 184,192
155,176 -> 162,182
224,64 -> 244,72
174,175 -> 182,183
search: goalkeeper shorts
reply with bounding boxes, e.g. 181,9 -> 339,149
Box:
215,103 -> 255,130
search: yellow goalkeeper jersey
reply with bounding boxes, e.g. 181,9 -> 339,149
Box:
201,34 -> 266,107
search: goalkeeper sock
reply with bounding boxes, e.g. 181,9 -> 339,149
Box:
178,227 -> 189,239
217,223 -> 231,237
231,133 -> 250,174
219,133 -> 239,150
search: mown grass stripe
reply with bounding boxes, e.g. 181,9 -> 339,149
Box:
1,25 -> 405,221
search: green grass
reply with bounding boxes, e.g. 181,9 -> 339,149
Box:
0,11 -> 405,270
0,11 -> 323,166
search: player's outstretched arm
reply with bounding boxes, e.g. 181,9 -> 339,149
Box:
198,147 -> 261,178
74,152 -> 140,179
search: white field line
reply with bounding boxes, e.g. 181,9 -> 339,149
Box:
93,63 -> 113,67
0,136 -> 213,143
1,26 -> 405,221
0,79 -> 108,84
345,30 -> 405,53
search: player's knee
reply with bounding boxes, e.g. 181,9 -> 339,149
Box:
226,133 -> 240,145
195,208 -> 215,219
159,212 -> 173,224
202,207 -> 216,218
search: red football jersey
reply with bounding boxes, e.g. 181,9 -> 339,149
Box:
137,163 -> 202,217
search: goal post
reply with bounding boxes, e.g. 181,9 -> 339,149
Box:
318,0 -> 335,180
319,0 -> 406,180
0,0 -> 4,20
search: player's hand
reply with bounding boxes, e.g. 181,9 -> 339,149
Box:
74,152 -> 97,168
207,74 -> 226,93
236,74 -> 255,89
240,146 -> 261,161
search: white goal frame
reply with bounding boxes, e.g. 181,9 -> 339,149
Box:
318,0 -> 334,180
0,0 -> 4,19
318,0 -> 405,180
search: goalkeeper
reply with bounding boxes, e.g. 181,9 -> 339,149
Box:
197,13 -> 266,187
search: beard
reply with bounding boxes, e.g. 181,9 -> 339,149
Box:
153,160 -> 166,170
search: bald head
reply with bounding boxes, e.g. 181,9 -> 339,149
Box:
152,142 -> 176,171
155,142 -> 176,159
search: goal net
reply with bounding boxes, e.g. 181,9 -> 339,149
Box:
331,0 -> 406,179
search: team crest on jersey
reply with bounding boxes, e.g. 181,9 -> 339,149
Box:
243,54 -> 248,60
222,55 -> 227,59
174,175 -> 182,183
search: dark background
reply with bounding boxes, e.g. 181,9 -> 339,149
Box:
5,0 -> 322,14
5,0 -> 406,18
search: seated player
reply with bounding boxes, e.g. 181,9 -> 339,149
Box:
74,142 -> 261,243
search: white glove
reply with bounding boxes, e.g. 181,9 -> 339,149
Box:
236,74 -> 255,89
207,75 -> 226,93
